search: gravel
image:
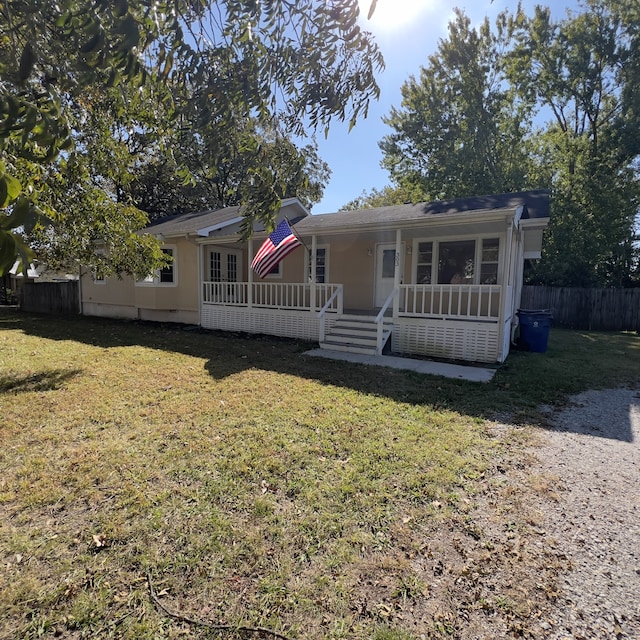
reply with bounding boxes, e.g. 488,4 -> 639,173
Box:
529,387 -> 640,640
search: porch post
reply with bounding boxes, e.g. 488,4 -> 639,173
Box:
496,220 -> 514,359
310,235 -> 317,312
393,228 -> 401,318
198,243 -> 203,321
247,238 -> 253,308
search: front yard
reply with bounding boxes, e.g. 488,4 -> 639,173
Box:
1,308 -> 639,639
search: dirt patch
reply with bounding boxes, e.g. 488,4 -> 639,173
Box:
399,387 -> 640,640
526,387 -> 640,639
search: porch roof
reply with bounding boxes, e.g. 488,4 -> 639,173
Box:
295,190 -> 550,236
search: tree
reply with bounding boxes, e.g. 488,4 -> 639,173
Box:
125,120 -> 331,222
379,9 -> 534,202
341,185 -> 413,210
374,0 -> 639,286
507,0 -> 640,286
0,0 -> 383,276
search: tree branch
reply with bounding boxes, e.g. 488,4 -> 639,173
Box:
146,572 -> 294,640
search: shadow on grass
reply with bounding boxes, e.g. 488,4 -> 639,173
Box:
2,307 -> 639,440
0,369 -> 83,394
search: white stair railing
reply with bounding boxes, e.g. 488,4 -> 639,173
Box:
375,288 -> 397,355
318,285 -> 344,343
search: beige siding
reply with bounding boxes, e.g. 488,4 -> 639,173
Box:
82,237 -> 199,318
331,241 -> 374,309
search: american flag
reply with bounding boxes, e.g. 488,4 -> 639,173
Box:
251,219 -> 302,278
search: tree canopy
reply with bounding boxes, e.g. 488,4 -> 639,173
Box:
0,0 -> 383,276
360,0 -> 639,286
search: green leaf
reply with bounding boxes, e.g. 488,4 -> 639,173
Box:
13,233 -> 34,276
0,231 -> 17,275
113,0 -> 128,18
80,32 -> 102,55
2,196 -> 31,231
18,43 -> 36,81
55,12 -> 72,28
116,15 -> 140,51
2,173 -> 22,202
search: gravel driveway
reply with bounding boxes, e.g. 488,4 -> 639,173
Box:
532,387 -> 640,639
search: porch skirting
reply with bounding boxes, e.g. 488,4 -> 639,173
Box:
392,317 -> 500,363
201,305 -> 337,342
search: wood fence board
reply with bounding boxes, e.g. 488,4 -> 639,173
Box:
521,286 -> 640,331
20,282 -> 79,315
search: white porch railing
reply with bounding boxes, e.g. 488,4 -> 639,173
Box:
203,282 -> 247,305
399,284 -> 501,320
202,281 -> 343,312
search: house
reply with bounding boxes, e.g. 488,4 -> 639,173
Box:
1,261 -> 78,305
80,190 -> 550,363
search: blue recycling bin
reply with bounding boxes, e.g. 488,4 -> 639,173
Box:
517,309 -> 553,353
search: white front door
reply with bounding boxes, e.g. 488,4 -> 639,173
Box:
375,243 -> 402,307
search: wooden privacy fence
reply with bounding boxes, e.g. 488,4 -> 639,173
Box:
521,286 -> 640,331
20,282 -> 79,315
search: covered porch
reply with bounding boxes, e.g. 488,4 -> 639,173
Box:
198,217 -> 514,362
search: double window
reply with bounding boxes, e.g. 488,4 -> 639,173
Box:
414,238 -> 500,285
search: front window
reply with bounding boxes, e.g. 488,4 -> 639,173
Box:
416,241 -> 433,284
438,240 -> 475,284
306,246 -> 328,283
480,238 -> 499,284
414,238 -> 500,285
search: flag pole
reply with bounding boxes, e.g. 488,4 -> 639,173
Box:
285,216 -> 310,252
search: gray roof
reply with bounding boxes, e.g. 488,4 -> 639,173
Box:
295,190 -> 550,234
143,190 -> 550,238
145,205 -> 244,237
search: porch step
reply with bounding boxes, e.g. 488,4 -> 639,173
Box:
320,315 -> 393,356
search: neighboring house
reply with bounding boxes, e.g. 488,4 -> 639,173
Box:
80,191 -> 550,363
2,261 -> 78,304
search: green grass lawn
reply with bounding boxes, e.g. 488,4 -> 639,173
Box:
1,308 -> 638,639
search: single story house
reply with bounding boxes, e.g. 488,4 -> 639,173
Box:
80,190 -> 550,363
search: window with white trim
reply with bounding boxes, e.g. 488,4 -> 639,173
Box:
414,238 -> 500,285
92,251 -> 106,284
93,265 -> 105,284
209,251 -> 222,282
416,241 -> 433,284
137,246 -> 177,286
438,240 -> 475,284
227,254 -> 238,283
306,246 -> 329,283
480,238 -> 499,284
159,248 -> 175,283
264,262 -> 282,278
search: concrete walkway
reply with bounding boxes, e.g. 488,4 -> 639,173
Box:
304,349 -> 497,382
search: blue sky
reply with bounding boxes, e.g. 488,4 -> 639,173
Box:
313,0 -> 583,214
